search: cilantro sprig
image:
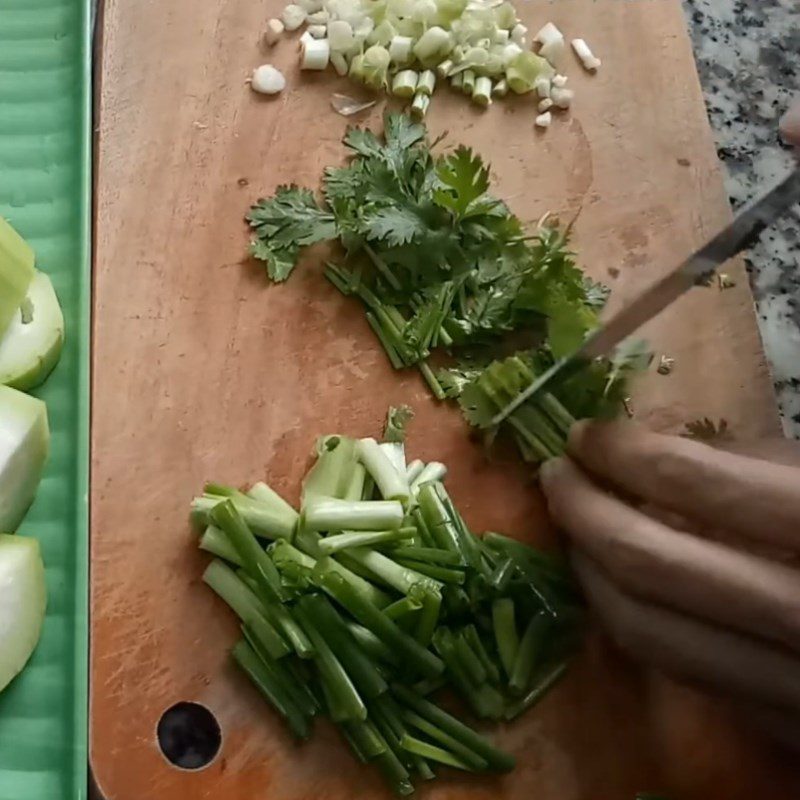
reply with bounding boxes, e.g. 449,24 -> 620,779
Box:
248,113 -> 649,461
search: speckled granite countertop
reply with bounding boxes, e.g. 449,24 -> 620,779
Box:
683,0 -> 800,435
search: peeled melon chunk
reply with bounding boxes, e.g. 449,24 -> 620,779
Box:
0,385 -> 49,531
0,271 -> 65,390
0,534 -> 47,693
0,218 -> 35,338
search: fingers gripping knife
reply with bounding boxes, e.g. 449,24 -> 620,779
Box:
492,169 -> 800,425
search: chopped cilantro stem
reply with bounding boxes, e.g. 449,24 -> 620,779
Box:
418,361 -> 446,400
304,497 -> 404,532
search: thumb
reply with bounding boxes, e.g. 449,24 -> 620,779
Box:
780,102 -> 800,147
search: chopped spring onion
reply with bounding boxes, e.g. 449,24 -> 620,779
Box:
412,26 -> 452,66
534,75 -> 551,98
251,64 -> 286,95
435,59 -> 453,78
552,73 -> 568,88
281,3 -> 307,31
307,9 -> 329,23
304,496 -> 404,532
506,51 -> 553,94
330,52 -> 349,75
471,75 -> 492,106
534,111 -> 552,128
357,437 -> 409,502
461,68 -> 475,94
301,37 -> 331,69
318,527 -> 416,554
551,86 -> 574,109
0,217 -> 35,338
416,69 -> 436,96
492,77 -> 508,96
405,459 -> 424,484
571,37 -> 601,71
392,69 -> 419,98
308,23 -> 327,37
450,72 -> 463,90
358,45 -> 391,88
389,34 -> 414,64
327,18 -> 355,51
509,22 -> 527,45
537,97 -> 553,112
410,92 -> 430,120
534,21 -> 565,65
263,18 -> 285,46
409,461 -> 447,494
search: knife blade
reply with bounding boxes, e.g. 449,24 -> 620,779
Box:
491,168 -> 800,426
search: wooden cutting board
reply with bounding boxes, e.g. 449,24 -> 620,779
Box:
91,0 -> 797,797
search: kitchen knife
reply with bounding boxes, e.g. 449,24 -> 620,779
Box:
491,168 -> 800,426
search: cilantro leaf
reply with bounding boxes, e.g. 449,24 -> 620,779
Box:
433,146 -> 491,218
248,186 -> 337,281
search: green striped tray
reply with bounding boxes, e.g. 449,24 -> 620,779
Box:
0,0 -> 91,798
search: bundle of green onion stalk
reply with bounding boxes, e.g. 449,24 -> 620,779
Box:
191,408 -> 582,795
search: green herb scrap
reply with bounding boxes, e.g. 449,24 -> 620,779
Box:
248,113 -> 649,461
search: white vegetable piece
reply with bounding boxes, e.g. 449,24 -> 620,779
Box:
412,0 -> 437,24
537,97 -> 553,112
263,18 -> 285,47
281,3 -> 307,31
0,271 -> 64,391
308,24 -> 327,38
551,73 -> 568,88
301,37 -> 331,69
296,0 -> 323,12
389,35 -> 414,64
494,28 -> 509,45
501,42 -> 523,67
330,94 -> 376,115
299,30 -> 314,46
492,78 -> 508,97
327,19 -> 355,52
251,64 -> 286,94
0,385 -> 49,531
471,76 -> 492,107
416,69 -> 436,96
571,37 -> 601,71
410,92 -> 430,120
436,59 -> 453,78
534,76 -> 551,99
413,26 -> 452,65
551,86 -> 574,108
534,21 -> 566,65
0,534 -> 46,694
307,9 -> 329,23
392,69 -> 419,98
510,23 -> 527,45
535,111 -> 552,128
330,51 -> 349,75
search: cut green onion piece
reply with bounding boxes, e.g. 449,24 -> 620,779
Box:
243,614 -> 291,661
402,710 -> 488,771
357,437 -> 409,502
461,69 -> 475,95
389,34 -> 414,64
314,564 -> 444,679
416,70 -> 436,96
247,481 -> 298,521
391,684 -> 515,772
412,26 -> 452,66
294,605 -> 367,722
303,496 -> 404,532
191,493 -> 296,540
492,597 -> 519,678
400,734 -> 473,771
319,527 -> 415,554
503,661 -> 569,720
232,640 -> 312,739
342,719 -> 388,761
343,547 -> 440,593
203,559 -> 265,623
388,546 -> 461,566
405,459 -> 424,484
392,69 -> 419,98
471,76 -> 492,106
509,612 -> 549,694
394,558 -> 465,584
410,92 -> 430,121
436,59 -> 453,79
492,77 -> 508,97
450,72 -> 463,90
409,461 -> 447,493
199,525 -> 243,566
384,593 -> 424,621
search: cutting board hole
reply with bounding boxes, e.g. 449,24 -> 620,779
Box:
157,701 -> 221,770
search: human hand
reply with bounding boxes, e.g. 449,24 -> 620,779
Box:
539,421 -> 800,748
780,102 -> 800,146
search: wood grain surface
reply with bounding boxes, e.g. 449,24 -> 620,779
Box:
91,0 -> 794,797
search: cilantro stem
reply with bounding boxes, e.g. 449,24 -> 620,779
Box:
363,243 -> 401,291
366,311 -> 404,369
418,361 -> 446,399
